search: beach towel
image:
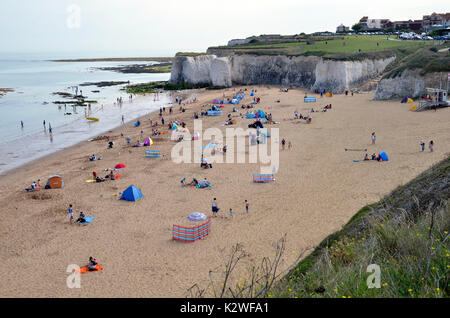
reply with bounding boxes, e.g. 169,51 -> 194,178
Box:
75,264 -> 103,274
78,216 -> 96,224
196,183 -> 212,189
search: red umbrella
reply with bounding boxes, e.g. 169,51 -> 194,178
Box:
115,163 -> 127,169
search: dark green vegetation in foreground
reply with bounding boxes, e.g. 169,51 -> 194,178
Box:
124,81 -> 224,94
383,47 -> 450,78
208,35 -> 437,61
272,156 -> 450,298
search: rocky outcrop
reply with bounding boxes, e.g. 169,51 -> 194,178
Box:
170,54 -> 395,93
374,70 -> 444,100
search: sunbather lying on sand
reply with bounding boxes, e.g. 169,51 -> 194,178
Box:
88,257 -> 98,271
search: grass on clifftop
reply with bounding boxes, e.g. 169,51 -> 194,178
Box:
270,156 -> 450,298
208,35 -> 436,61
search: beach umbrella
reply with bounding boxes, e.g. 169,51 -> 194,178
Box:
115,163 -> 127,169
188,212 -> 207,221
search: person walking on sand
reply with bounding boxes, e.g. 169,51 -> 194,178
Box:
429,140 -> 434,152
288,141 -> 292,150
68,204 -> 74,224
420,140 -> 425,152
212,198 -> 219,217
229,208 -> 233,217
281,138 -> 286,150
245,200 -> 249,213
122,115 -> 124,124
371,132 -> 376,145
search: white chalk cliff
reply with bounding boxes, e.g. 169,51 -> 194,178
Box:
170,54 -> 395,93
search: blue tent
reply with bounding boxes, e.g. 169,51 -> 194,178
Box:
134,121 -> 140,127
120,185 -> 143,201
379,152 -> 389,161
250,91 -> 254,96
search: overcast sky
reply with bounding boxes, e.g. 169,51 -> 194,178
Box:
0,0 -> 448,57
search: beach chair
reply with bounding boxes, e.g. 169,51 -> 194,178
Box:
253,174 -> 274,183
145,150 -> 162,158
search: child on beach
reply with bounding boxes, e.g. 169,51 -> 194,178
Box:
371,132 -> 376,144
229,208 -> 233,217
68,204 -> 74,224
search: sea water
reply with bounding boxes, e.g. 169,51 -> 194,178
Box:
0,52 -> 172,174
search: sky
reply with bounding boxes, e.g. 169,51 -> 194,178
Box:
0,0 -> 448,58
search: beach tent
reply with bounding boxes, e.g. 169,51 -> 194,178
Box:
250,91 -> 254,97
171,124 -> 178,130
120,185 -> 143,201
187,212 -> 207,221
379,152 -> 389,161
144,137 -> 153,146
407,98 -> 414,103
253,174 -> 275,183
134,121 -> 140,127
115,163 -> 127,169
145,150 -> 162,158
46,175 -> 64,189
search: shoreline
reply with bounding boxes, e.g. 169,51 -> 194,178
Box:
0,89 -> 200,177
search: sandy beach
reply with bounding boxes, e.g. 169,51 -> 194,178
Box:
0,86 -> 449,297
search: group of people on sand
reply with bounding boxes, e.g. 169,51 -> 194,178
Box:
181,177 -> 211,188
92,169 -> 116,182
211,198 -> 250,218
25,179 -> 41,192
68,204 -> 88,224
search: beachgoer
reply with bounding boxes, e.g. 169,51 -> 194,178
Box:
429,140 -> 434,152
364,153 -> 369,161
281,138 -> 286,150
229,208 -> 233,217
68,204 -> 74,224
245,200 -> 249,213
288,141 -> 292,150
76,211 -> 86,223
420,141 -> 425,152
88,257 -> 98,271
371,132 -> 376,144
212,198 -> 219,217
